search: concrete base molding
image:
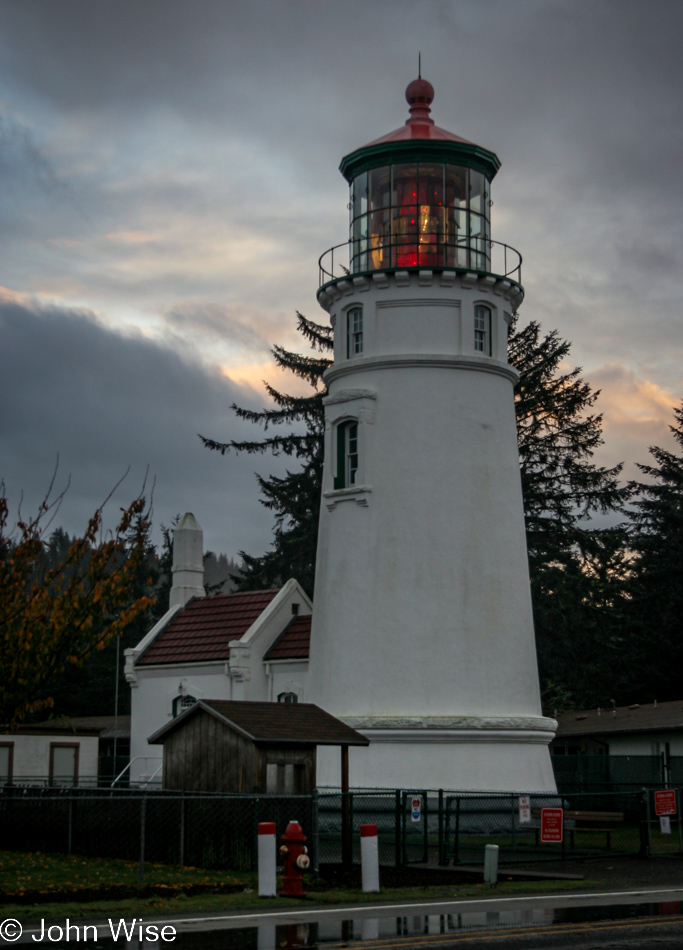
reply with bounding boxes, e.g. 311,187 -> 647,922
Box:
343,715 -> 557,733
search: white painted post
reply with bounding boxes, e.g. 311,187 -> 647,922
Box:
258,822 -> 277,897
484,843 -> 499,885
360,823 -> 380,893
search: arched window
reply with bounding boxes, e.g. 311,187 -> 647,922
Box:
278,691 -> 298,703
334,420 -> 359,489
474,304 -> 492,356
347,307 -> 363,358
172,694 -> 197,718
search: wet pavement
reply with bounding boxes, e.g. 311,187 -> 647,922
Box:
11,887 -> 683,950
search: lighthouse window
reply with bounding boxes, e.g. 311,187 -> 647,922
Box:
334,420 -> 359,489
347,308 -> 363,358
474,305 -> 492,356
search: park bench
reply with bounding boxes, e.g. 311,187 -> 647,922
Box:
532,808 -> 625,850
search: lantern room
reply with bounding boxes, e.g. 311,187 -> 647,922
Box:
320,76 -> 522,291
348,161 -> 490,272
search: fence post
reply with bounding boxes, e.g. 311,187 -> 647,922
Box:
510,794 -> 516,851
311,789 -> 319,875
179,794 -> 185,867
438,790 -> 446,865
639,788 -> 650,857
394,790 -> 401,867
67,797 -> 73,855
454,797 -> 461,864
139,796 -> 147,886
422,791 -> 428,864
401,793 -> 407,866
253,797 -> 260,873
677,788 -> 683,855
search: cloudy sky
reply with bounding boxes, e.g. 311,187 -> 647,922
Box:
1,0 -> 682,557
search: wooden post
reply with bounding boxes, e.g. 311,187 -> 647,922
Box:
341,744 -> 351,869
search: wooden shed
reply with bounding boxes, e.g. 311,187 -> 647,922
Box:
148,700 -> 369,793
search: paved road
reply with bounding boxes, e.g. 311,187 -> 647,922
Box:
10,888 -> 683,950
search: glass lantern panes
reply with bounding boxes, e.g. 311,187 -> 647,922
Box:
349,162 -> 490,274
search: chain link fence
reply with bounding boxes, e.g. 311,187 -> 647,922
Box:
0,786 -> 316,878
551,754 -> 683,792
1,777 -> 681,876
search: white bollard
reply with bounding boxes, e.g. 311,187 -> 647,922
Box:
258,822 -> 277,897
483,843 -> 499,885
360,823 -> 380,893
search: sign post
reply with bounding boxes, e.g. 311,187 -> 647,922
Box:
540,807 -> 564,843
518,795 -> 531,825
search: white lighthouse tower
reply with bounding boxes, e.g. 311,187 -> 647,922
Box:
307,76 -> 557,792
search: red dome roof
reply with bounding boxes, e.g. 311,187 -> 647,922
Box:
361,76 -> 475,148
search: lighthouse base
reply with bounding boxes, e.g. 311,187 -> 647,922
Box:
316,718 -> 557,793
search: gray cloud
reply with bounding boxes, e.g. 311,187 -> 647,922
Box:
0,0 -> 682,552
0,298 -> 286,556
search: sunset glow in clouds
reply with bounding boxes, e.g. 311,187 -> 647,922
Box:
1,0 -> 682,554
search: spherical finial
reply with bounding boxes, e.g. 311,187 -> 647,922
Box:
405,76 -> 434,108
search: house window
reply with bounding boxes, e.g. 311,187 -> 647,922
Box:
334,420 -> 358,489
291,602 -> 299,616
278,692 -> 298,703
49,743 -> 79,787
0,743 -> 13,786
474,304 -> 492,355
172,694 -> 197,718
347,308 -> 363,358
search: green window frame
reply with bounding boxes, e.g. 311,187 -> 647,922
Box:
347,307 -> 363,358
474,304 -> 492,356
334,420 -> 359,489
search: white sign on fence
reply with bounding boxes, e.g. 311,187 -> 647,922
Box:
660,815 -> 672,835
411,796 -> 421,822
518,795 -> 531,825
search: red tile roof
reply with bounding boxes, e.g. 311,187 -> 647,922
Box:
263,614 -> 311,661
136,589 -> 280,666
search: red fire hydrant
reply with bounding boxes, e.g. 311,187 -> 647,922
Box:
279,820 -> 309,897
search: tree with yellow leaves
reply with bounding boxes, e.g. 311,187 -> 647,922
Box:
0,484 -> 156,729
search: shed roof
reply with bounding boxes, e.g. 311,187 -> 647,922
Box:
555,700 -> 683,739
148,700 -> 369,747
263,614 -> 311,661
136,589 -> 280,666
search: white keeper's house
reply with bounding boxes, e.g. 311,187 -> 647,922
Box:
125,514 -> 311,783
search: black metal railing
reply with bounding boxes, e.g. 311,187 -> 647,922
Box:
319,237 -> 523,288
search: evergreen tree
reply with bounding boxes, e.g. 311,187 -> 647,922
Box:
200,312 -> 331,597
625,402 -> 683,702
509,319 -> 631,711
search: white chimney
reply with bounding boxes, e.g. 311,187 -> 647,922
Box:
169,512 -> 205,609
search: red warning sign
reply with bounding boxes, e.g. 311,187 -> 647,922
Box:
654,790 -> 677,816
540,807 -> 564,842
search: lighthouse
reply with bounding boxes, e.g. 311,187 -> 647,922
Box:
307,76 -> 557,792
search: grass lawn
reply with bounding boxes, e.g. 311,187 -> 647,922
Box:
0,851 -> 599,922
0,851 -> 247,898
